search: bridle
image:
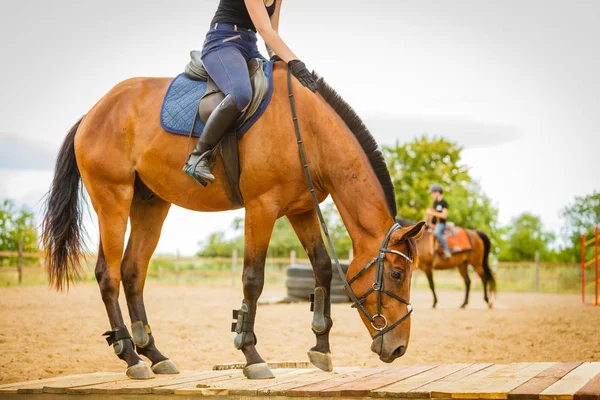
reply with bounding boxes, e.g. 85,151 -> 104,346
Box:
287,69 -> 414,340
345,222 -> 414,339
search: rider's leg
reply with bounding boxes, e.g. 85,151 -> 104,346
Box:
434,222 -> 451,258
183,47 -> 252,184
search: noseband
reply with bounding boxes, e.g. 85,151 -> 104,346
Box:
287,70 -> 413,340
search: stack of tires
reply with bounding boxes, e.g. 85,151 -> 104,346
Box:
284,263 -> 350,303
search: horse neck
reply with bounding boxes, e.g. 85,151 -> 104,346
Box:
314,117 -> 394,255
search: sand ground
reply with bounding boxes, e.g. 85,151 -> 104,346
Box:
1,283 -> 599,383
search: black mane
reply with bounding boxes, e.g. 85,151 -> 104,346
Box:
313,73 -> 397,217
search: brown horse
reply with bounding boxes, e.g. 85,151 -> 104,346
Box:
42,63 -> 426,379
398,218 -> 496,309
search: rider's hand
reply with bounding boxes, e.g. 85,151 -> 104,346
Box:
288,60 -> 318,93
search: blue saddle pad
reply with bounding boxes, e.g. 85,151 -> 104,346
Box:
160,61 -> 274,138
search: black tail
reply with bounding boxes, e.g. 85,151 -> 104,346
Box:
41,117 -> 87,290
476,230 -> 496,296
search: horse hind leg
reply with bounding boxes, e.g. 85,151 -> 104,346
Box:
288,210 -> 333,372
121,190 -> 178,374
90,180 -> 154,379
423,266 -> 438,308
458,262 -> 471,309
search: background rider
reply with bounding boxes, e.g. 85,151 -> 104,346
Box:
426,184 -> 452,259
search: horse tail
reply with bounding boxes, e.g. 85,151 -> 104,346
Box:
476,230 -> 496,296
41,117 -> 87,291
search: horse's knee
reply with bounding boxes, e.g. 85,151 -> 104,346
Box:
242,270 -> 264,296
311,244 -> 332,282
232,87 -> 252,111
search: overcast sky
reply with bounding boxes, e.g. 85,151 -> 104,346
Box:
0,0 -> 598,255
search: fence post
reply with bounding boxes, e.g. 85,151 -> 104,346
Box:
232,249 -> 238,287
17,238 -> 23,285
595,226 -> 598,306
290,250 -> 296,266
175,249 -> 180,285
582,233 -> 586,305
534,251 -> 540,292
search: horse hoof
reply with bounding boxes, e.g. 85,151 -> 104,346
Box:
243,363 -> 275,380
152,359 -> 180,375
126,361 -> 155,380
488,303 -> 494,309
308,350 -> 333,372
460,304 -> 467,309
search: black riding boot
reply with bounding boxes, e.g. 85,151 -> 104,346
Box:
183,94 -> 241,184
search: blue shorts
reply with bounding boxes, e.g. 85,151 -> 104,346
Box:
201,24 -> 266,111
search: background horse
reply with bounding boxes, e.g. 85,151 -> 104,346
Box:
42,63 -> 425,380
398,218 -> 496,309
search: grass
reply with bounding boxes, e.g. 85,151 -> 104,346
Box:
0,259 -> 592,295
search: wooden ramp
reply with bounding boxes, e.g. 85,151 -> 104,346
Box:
1,363 -> 600,399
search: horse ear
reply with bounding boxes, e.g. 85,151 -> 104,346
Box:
393,221 -> 426,243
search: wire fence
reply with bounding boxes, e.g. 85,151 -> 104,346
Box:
0,248 -> 585,294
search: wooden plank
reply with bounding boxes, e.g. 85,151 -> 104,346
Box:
168,368 -> 303,396
509,363 -> 583,400
419,363 -> 493,398
257,367 -> 361,396
43,372 -> 130,394
0,373 -> 117,395
478,362 -> 555,399
541,363 -> 600,400
212,368 -> 317,396
374,364 -> 471,398
213,361 -> 313,370
430,364 -> 523,399
450,363 -> 540,399
68,370 -> 222,395
287,366 -> 389,397
329,365 -> 437,397
574,372 -> 600,400
153,370 -> 238,395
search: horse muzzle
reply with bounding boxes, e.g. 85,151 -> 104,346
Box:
371,335 -> 407,363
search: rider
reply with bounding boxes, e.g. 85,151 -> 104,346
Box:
426,184 -> 452,259
183,0 -> 318,184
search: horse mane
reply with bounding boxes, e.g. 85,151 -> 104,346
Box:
313,73 -> 397,217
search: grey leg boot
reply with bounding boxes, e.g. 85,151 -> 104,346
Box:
183,94 -> 240,185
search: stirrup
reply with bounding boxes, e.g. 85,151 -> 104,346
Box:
183,151 -> 216,186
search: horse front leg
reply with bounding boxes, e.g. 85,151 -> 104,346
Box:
288,211 -> 333,371
233,199 -> 278,379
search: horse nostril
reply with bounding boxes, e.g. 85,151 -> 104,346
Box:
393,345 -> 405,357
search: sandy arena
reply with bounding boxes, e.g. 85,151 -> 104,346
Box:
1,283 -> 599,384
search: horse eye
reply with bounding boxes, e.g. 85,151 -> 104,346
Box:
391,270 -> 402,281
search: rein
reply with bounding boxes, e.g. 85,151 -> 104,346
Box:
286,68 -> 413,339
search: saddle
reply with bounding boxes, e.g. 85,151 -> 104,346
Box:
185,50 -> 269,128
180,51 -> 271,207
436,226 -> 472,255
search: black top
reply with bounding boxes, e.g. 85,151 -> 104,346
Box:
211,0 -> 277,32
432,199 -> 449,224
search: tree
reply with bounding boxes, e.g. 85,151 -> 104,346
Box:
197,201 -> 353,259
0,199 -> 39,264
383,136 -> 499,246
557,191 -> 600,263
498,213 -> 555,262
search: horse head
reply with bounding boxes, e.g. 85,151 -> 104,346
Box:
347,221 -> 426,363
